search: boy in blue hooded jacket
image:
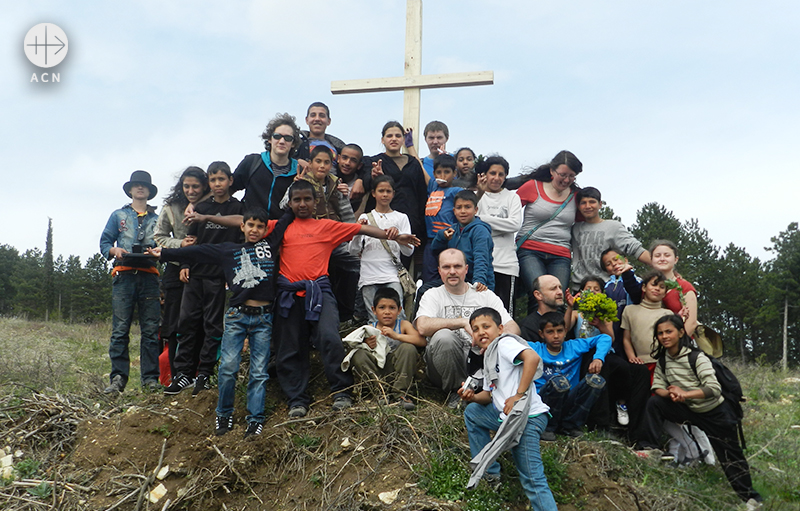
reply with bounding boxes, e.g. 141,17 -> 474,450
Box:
431,190 -> 494,291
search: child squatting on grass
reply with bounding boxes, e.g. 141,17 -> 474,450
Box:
637,315 -> 762,505
458,307 -> 558,511
347,287 -> 426,410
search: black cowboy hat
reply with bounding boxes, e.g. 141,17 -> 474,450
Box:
123,170 -> 158,200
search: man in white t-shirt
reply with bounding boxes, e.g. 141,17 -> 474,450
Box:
415,248 -> 520,407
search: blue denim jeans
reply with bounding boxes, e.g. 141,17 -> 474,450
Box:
518,249 -> 571,308
215,308 -> 273,424
109,270 -> 161,386
539,374 -> 606,432
464,403 -> 558,511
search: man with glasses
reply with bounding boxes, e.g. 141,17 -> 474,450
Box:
231,113 -> 302,219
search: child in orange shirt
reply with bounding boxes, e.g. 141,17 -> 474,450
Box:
275,180 -> 419,418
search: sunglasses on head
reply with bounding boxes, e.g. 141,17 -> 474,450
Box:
271,133 -> 295,142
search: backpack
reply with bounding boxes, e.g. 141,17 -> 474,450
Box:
659,350 -> 747,449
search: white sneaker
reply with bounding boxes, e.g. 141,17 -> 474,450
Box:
745,498 -> 762,510
616,402 -> 629,426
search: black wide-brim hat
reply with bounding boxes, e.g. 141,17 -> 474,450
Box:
123,170 -> 158,200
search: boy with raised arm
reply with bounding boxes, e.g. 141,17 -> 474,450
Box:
274,180 -> 420,418
430,190 -> 494,291
422,153 -> 463,282
570,187 -> 650,292
148,208 -> 293,438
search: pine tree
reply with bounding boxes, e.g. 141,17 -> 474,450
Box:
44,218 -> 54,320
766,223 -> 800,369
0,245 -> 19,314
630,202 -> 683,250
11,248 -> 45,318
713,244 -> 765,362
599,202 -> 622,222
81,254 -> 112,322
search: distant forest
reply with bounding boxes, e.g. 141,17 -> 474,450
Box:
1,203 -> 798,367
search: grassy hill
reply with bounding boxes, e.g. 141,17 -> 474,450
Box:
0,317 -> 798,510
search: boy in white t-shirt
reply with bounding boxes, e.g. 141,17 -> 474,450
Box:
458,307 -> 557,511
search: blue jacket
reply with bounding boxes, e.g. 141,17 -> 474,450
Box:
528,333 -> 612,390
431,216 -> 495,290
99,204 -> 159,267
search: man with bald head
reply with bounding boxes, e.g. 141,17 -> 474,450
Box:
415,249 -> 519,407
518,275 -> 573,343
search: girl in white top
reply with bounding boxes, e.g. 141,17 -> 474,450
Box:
349,175 -> 415,321
476,155 -> 523,315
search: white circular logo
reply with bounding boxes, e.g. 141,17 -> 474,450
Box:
24,23 -> 68,68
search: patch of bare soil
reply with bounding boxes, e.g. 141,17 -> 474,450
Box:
554,441 -> 645,511
2,355 -> 647,511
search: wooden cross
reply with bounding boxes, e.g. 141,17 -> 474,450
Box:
330,0 -> 493,146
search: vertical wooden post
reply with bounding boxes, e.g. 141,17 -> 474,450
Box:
403,0 -> 422,147
783,292 -> 788,371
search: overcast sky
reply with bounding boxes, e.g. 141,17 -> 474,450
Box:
2,1 -> 798,265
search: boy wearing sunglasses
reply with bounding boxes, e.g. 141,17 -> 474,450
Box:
230,113 -> 302,219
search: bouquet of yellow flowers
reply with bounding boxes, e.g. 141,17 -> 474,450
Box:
573,290 -> 618,323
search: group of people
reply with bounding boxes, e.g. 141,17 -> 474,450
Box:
98,102 -> 760,509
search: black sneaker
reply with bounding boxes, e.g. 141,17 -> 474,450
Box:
192,374 -> 211,397
332,395 -> 353,411
446,393 -> 461,410
104,375 -> 124,394
215,415 -> 233,436
244,421 -> 263,439
288,405 -> 308,418
164,373 -> 194,395
397,395 -> 416,411
142,380 -> 162,393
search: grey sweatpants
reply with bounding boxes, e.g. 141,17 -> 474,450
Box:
424,329 -> 469,392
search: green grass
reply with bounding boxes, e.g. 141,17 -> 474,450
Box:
148,424 -> 172,438
26,482 -> 51,499
292,434 -> 321,449
0,317 -> 113,394
13,459 -> 40,479
731,360 -> 800,506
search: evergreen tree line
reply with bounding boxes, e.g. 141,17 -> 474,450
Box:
0,220 -> 113,323
2,208 -> 798,366
622,203 -> 800,368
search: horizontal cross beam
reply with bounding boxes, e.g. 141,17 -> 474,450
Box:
331,70 -> 494,95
